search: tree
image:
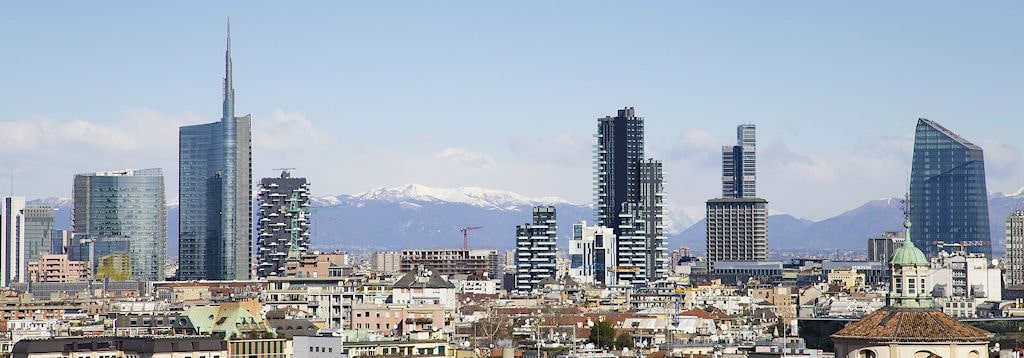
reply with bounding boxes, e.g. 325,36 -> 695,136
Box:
615,332 -> 634,349
589,319 -> 616,350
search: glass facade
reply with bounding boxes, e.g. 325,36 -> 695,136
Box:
909,118 -> 991,258
73,169 -> 166,281
722,123 -> 756,198
178,28 -> 253,281
22,206 -> 54,274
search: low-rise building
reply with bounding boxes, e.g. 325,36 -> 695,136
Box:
27,254 -> 90,283
12,336 -> 228,358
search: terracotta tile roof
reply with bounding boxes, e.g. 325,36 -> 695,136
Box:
679,308 -> 715,319
831,307 -> 992,343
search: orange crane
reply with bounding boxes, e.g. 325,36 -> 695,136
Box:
461,226 -> 483,250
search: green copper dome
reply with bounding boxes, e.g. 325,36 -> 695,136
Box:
891,220 -> 928,266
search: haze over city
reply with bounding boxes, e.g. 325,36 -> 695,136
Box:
1,2 -> 1022,222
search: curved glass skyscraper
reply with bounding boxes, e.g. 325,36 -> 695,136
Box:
909,118 -> 991,258
178,24 -> 253,280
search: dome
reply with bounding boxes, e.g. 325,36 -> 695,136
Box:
890,221 -> 928,266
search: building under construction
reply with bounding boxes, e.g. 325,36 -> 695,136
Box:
399,249 -> 500,278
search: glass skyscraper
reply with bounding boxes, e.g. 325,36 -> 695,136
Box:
73,168 -> 166,281
22,206 -> 54,278
178,25 -> 253,281
722,124 -> 756,198
909,118 -> 991,258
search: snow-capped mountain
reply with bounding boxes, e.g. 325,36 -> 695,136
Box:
341,184 -> 572,210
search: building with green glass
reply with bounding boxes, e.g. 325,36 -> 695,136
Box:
73,168 -> 166,281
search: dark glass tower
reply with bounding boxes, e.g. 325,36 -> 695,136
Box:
178,24 -> 253,280
592,107 -> 667,284
909,118 -> 991,258
594,107 -> 645,230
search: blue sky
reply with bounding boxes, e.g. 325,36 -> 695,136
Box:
1,2 -> 1022,224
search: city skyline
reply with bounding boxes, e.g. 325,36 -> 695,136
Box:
1,3 -> 1023,223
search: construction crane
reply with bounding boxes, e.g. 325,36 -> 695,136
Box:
461,226 -> 483,250
273,167 -> 297,177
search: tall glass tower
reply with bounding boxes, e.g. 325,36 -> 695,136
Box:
178,24 -> 253,280
722,124 -> 756,198
73,169 -> 166,281
909,118 -> 991,258
594,107 -> 644,230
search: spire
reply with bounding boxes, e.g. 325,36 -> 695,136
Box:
222,18 -> 234,122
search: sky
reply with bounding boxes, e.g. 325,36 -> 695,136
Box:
0,2 -> 1022,223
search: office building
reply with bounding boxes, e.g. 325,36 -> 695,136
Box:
867,231 -> 904,263
514,206 -> 557,292
706,123 -> 769,270
569,221 -> 616,285
399,249 -> 500,278
73,168 -> 166,281
722,124 -> 756,198
1,196 -> 26,286
256,170 -> 311,278
178,26 -> 253,280
909,118 -> 991,258
50,229 -> 71,255
22,206 -> 54,277
706,198 -> 768,269
1007,210 -> 1024,286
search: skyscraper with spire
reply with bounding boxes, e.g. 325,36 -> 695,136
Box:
178,22 -> 253,280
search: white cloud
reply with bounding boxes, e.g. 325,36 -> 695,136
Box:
433,147 -> 496,168
252,109 -> 331,151
508,132 -> 591,167
0,108 -> 206,199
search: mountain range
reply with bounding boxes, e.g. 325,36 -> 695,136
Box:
32,184 -> 1024,257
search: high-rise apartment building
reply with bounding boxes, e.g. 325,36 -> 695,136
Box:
594,107 -> 645,230
722,124 -> 756,198
613,160 -> 667,284
514,206 -> 557,292
705,198 -> 768,268
592,107 -> 669,284
909,118 -> 991,258
569,221 -> 616,285
256,170 -> 310,278
178,26 -> 253,281
1,196 -> 26,286
1006,211 -> 1024,286
73,168 -> 167,281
